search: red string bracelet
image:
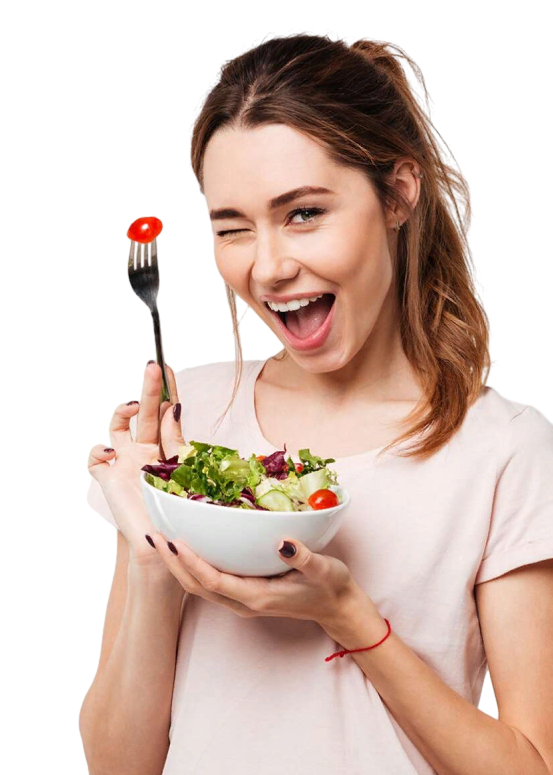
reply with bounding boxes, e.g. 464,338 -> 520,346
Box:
325,618 -> 392,662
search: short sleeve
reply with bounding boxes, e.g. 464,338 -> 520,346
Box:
85,412 -> 140,530
475,405 -> 553,584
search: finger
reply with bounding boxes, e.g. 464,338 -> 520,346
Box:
135,361 -> 164,445
159,400 -> 172,423
146,533 -> 203,592
159,401 -> 179,460
108,401 -> 141,447
159,363 -> 179,422
149,533 -> 255,617
164,536 -> 269,610
164,363 -> 180,406
161,405 -> 186,459
161,364 -> 185,458
161,418 -> 186,466
87,443 -> 117,482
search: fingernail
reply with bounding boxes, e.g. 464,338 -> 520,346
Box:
104,447 -> 114,453
167,541 -> 178,556
279,540 -> 296,558
126,400 -> 139,405
145,534 -> 156,548
147,359 -> 156,366
173,402 -> 181,422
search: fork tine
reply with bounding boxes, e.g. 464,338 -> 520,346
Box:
127,239 -> 160,314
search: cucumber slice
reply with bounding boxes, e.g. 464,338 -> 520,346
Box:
256,489 -> 295,512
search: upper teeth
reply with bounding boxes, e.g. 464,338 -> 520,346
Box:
267,294 -> 324,312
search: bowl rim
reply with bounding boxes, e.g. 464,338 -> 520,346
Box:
140,470 -> 349,515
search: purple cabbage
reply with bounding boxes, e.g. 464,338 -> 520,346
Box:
259,444 -> 289,480
141,454 -> 180,482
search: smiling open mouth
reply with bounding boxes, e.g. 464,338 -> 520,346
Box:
265,293 -> 336,339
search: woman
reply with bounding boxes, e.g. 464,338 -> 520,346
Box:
82,35 -> 553,775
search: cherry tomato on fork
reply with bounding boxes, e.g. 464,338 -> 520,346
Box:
308,489 -> 339,510
127,216 -> 163,243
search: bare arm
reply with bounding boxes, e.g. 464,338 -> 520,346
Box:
80,548 -> 186,775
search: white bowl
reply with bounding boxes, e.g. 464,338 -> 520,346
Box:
140,471 -> 351,576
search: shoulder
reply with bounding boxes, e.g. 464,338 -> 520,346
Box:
475,385 -> 553,440
466,386 -> 553,468
470,385 -> 530,426
493,388 -> 553,443
452,385 -> 553,477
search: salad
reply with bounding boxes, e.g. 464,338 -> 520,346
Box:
141,442 -> 340,511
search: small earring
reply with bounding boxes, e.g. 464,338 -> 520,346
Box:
395,219 -> 401,231
416,172 -> 423,179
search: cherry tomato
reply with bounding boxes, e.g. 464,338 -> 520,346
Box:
127,216 -> 163,244
256,455 -> 266,461
295,463 -> 304,473
308,489 -> 339,510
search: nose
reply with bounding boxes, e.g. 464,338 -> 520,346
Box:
251,231 -> 300,288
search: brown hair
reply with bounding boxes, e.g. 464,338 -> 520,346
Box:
190,34 -> 491,459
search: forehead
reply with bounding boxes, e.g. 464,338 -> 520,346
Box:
202,124 -> 343,205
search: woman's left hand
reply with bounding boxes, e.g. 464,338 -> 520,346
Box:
146,532 -> 370,633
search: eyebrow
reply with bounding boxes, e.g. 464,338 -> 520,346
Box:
208,186 -> 335,221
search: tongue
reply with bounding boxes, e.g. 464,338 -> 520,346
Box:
285,295 -> 334,338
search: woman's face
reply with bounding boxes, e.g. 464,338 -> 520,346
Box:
202,123 -> 399,372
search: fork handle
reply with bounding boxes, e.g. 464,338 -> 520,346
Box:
151,307 -> 171,405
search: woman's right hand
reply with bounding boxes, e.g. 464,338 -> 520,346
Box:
87,361 -> 186,567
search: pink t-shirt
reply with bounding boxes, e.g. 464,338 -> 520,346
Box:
87,358 -> 553,774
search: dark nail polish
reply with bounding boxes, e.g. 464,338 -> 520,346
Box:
126,400 -> 139,405
145,534 -> 155,548
167,541 -> 178,556
147,359 -> 156,366
173,402 -> 181,422
279,541 -> 296,558
104,447 -> 114,453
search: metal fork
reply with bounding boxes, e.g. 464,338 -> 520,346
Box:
127,238 -> 171,406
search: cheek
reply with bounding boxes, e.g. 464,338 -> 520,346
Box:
341,257 -> 393,346
214,250 -> 248,293
353,256 -> 394,317
313,205 -> 388,283
368,251 -> 394,294
213,253 -> 239,286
